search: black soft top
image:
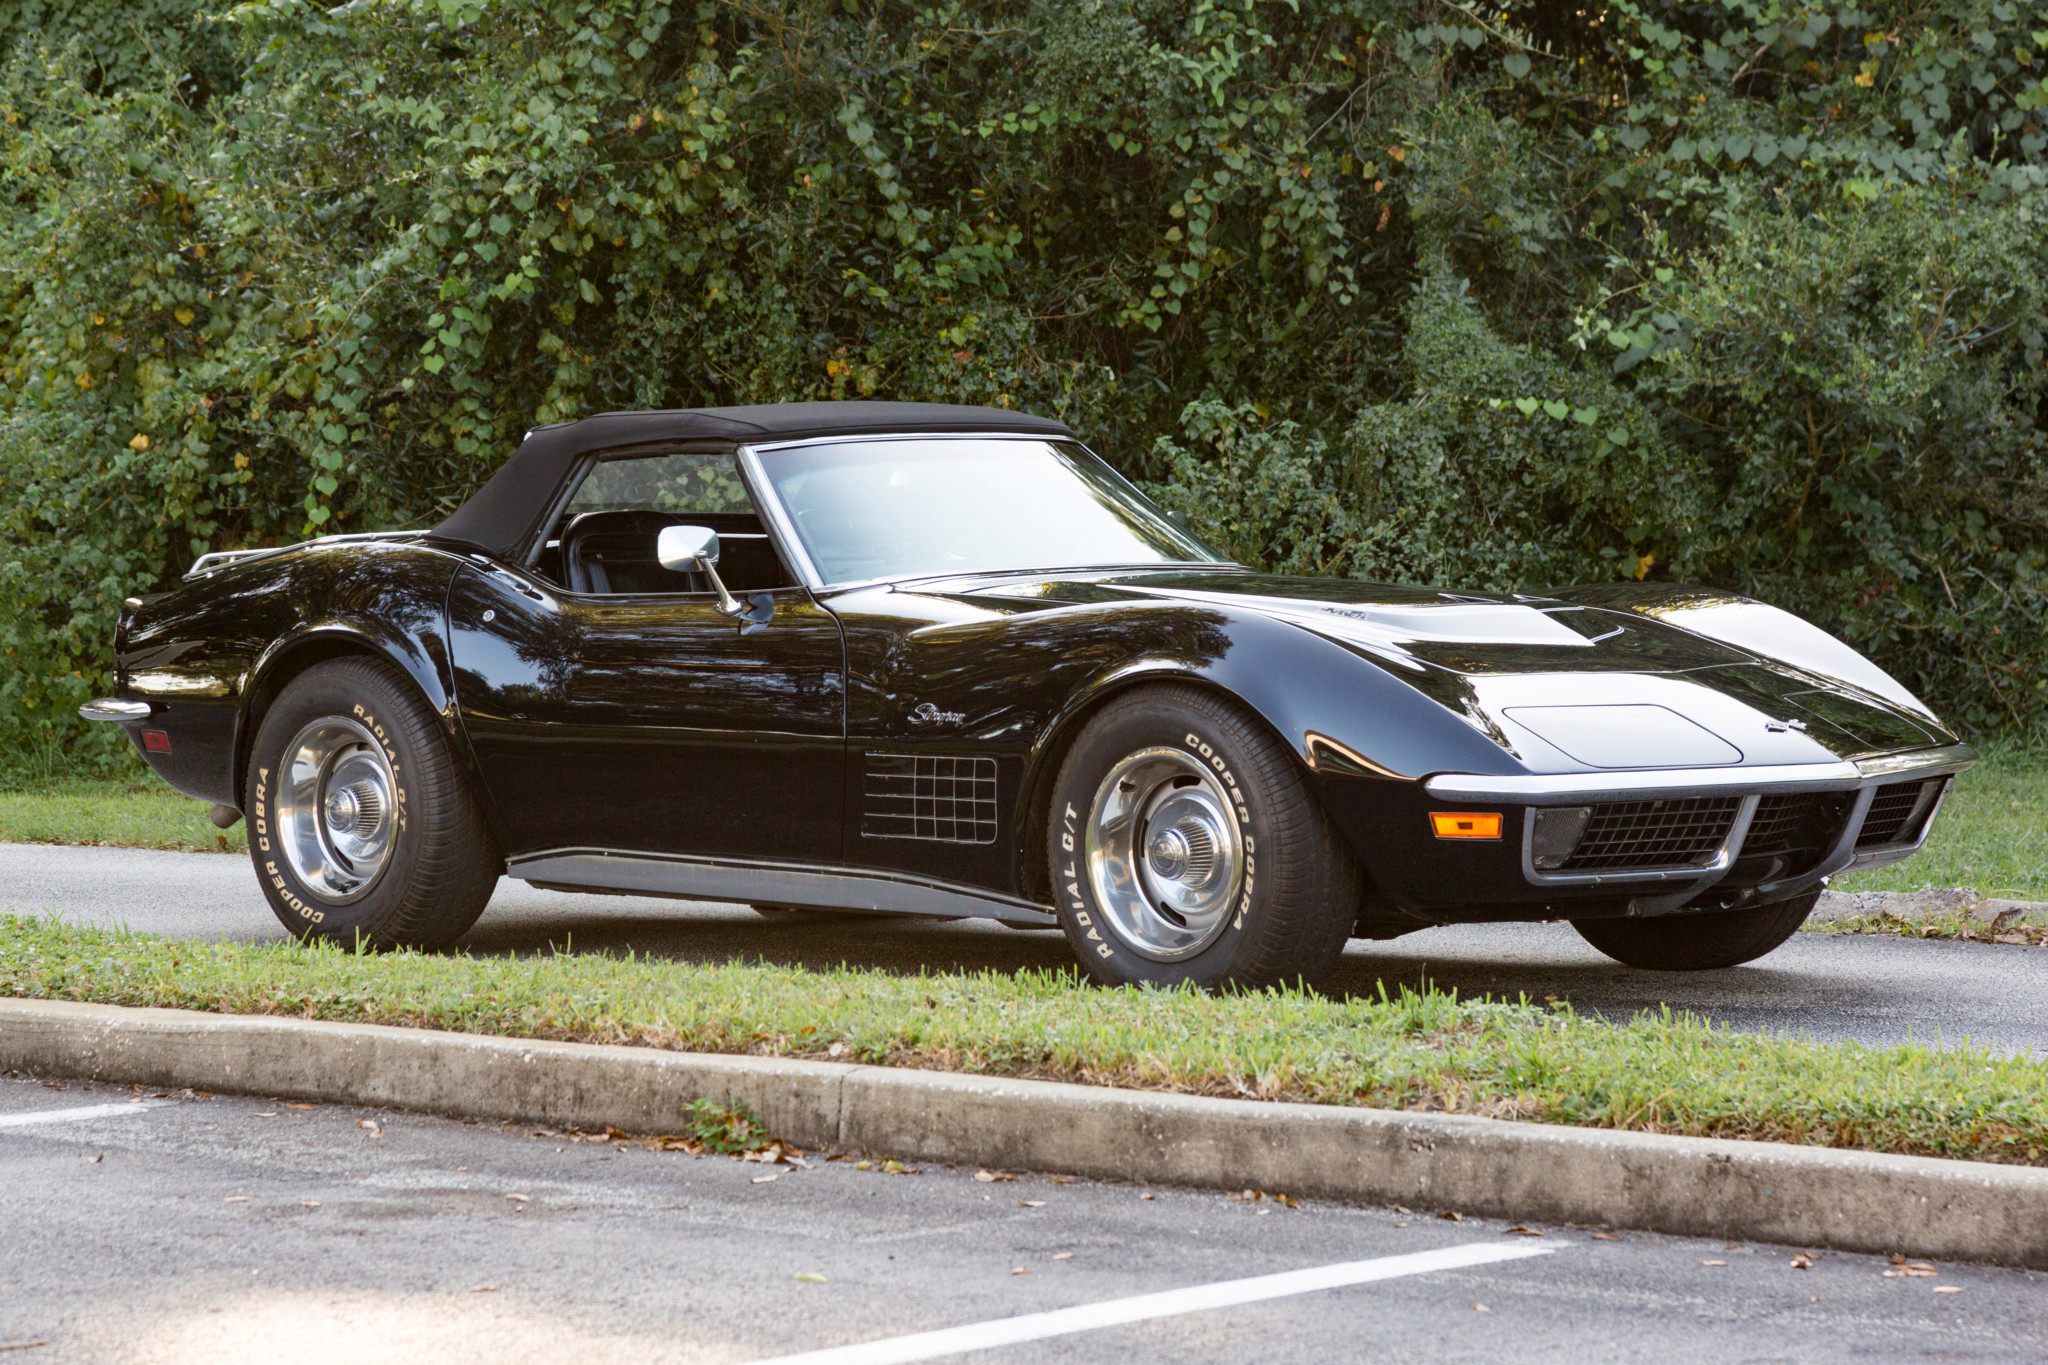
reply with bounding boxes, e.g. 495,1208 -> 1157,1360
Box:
431,401 -> 1073,558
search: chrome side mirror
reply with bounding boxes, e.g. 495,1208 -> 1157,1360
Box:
656,525 -> 743,617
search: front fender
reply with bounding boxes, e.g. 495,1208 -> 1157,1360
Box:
1550,582 -> 1941,726
1014,607 -> 1528,900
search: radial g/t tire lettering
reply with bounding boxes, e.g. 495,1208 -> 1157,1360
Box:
1046,684 -> 1361,990
246,655 -> 501,950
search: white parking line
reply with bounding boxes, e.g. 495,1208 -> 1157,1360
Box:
0,1102 -> 157,1130
745,1239 -> 1556,1365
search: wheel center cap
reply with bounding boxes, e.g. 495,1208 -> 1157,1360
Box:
325,787 -> 359,831
1146,828 -> 1190,881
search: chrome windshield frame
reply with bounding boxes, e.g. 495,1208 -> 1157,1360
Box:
734,431 -> 1223,594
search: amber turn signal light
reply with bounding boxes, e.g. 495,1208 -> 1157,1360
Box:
1430,811 -> 1501,840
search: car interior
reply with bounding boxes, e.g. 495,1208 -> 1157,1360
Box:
529,455 -> 799,597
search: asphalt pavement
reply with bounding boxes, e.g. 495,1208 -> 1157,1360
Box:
5,841 -> 2046,1056
3,1071 -> 2044,1364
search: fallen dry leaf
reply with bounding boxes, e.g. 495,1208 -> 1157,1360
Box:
975,1169 -> 1019,1183
1790,1254 -> 1815,1269
223,1196 -> 248,1204
1052,1252 -> 1074,1261
1139,1192 -> 1155,1201
1591,1232 -> 1622,1241
254,1112 -> 277,1118
752,1172 -> 779,1184
1011,1267 -> 1031,1276
1700,1259 -> 1727,1267
1441,1211 -> 1464,1223
1017,1199 -> 1046,1208
879,1159 -> 921,1175
503,1193 -> 530,1203
470,1285 -> 496,1294
793,1273 -> 828,1284
1049,1175 -> 1077,1185
1472,1304 -> 1490,1313
1504,1225 -> 1542,1237
1933,1285 -> 1963,1294
287,1103 -> 315,1111
86,1153 -> 103,1165
358,1120 -> 382,1138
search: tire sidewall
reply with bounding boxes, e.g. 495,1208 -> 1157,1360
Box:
1048,696 -> 1279,987
247,663 -> 422,943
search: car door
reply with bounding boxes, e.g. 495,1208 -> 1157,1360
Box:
446,448 -> 846,863
449,566 -> 845,862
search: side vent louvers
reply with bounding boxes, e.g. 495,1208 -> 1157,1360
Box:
863,753 -> 998,845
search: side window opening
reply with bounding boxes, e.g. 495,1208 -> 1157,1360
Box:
533,449 -> 797,596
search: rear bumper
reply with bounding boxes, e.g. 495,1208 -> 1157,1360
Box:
78,698 -> 153,722
1421,743 -> 1973,915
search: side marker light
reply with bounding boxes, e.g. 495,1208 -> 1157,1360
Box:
142,730 -> 172,753
1430,812 -> 1501,840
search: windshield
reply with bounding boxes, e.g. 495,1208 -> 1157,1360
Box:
756,437 -> 1222,585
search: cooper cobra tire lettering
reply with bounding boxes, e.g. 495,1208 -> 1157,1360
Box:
1048,684 -> 1361,991
248,655 -> 499,952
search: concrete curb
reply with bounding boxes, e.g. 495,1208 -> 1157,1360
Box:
6,997 -> 2048,1268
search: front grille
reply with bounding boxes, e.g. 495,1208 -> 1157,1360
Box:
1857,779 -> 1938,848
1559,797 -> 1742,871
1741,791 -> 1853,874
862,752 -> 998,844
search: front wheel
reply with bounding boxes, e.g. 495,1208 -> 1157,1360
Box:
1046,685 -> 1361,991
246,656 -> 501,950
1572,891 -> 1819,970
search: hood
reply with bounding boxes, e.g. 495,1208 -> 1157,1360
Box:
965,569 -> 1753,674
938,568 -> 1951,767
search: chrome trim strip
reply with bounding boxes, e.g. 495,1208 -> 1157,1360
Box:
78,698 -> 153,723
507,848 -> 1059,925
1428,762 -> 1862,804
184,531 -> 429,581
186,548 -> 284,579
1854,744 -> 1978,779
1426,742 -> 1974,805
1519,795 -> 1760,889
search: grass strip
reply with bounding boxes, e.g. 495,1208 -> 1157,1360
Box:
4,915 -> 2045,1167
0,781 -> 244,854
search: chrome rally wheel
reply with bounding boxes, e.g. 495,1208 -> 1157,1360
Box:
248,656 -> 500,950
1084,747 -> 1245,961
275,716 -> 397,903
1047,684 -> 1362,990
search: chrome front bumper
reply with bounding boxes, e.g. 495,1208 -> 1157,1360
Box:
1424,743 -> 1975,914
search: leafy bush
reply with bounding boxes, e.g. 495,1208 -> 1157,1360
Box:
2,0 -> 2045,775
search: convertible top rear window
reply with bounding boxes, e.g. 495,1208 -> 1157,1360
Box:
757,437 -> 1220,585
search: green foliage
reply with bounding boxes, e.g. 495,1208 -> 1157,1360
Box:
2,0 -> 2045,769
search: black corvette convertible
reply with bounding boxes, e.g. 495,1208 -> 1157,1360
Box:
83,401 -> 1971,986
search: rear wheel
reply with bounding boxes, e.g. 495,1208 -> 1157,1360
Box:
1046,685 -> 1360,990
246,656 -> 501,950
1573,891 -> 1819,970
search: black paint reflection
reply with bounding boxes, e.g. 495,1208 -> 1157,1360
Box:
449,568 -> 845,861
